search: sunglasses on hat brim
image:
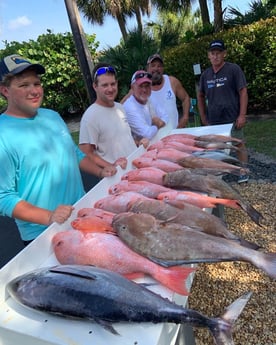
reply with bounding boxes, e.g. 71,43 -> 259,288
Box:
94,66 -> 116,80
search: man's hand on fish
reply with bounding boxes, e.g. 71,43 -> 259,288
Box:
138,137 -> 150,149
114,157 -> 128,169
101,165 -> 117,177
48,205 -> 74,225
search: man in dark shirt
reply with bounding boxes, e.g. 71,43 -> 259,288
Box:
197,39 -> 249,183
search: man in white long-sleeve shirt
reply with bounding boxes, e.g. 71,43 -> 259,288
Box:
123,70 -> 168,143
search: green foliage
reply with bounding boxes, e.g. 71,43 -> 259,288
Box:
98,29 -> 159,99
224,0 -> 276,27
162,17 -> 276,112
0,30 -> 99,117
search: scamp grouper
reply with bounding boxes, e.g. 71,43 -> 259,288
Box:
7,264 -> 252,345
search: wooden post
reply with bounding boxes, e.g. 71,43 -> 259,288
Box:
64,0 -> 96,103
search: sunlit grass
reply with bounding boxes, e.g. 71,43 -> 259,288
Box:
244,119 -> 276,158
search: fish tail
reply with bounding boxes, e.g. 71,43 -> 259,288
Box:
239,201 -> 264,226
255,252 -> 276,279
216,198 -> 241,210
208,291 -> 252,345
155,266 -> 196,295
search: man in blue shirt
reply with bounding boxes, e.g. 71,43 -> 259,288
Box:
0,54 -> 115,244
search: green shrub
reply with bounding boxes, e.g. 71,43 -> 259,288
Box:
162,17 -> 276,113
0,30 -> 99,117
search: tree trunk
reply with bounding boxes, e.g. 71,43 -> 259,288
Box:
116,13 -> 128,41
213,0 -> 223,32
134,7 -> 143,34
199,0 -> 210,25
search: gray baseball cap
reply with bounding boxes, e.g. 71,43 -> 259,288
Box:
0,54 -> 45,81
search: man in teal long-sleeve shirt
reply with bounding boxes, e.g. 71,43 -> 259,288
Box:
0,54 -> 116,244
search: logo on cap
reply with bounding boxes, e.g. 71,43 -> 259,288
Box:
208,40 -> 225,51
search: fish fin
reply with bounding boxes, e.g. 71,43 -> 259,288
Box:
50,265 -> 98,281
156,266 -> 196,295
139,282 -> 158,288
217,198 -> 241,210
238,238 -> 261,250
239,201 -> 264,226
149,257 -> 239,266
123,272 -> 145,280
209,292 -> 252,345
95,318 -> 120,335
148,257 -> 199,267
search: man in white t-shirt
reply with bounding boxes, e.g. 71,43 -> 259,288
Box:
123,70 -> 168,143
79,64 -> 147,171
146,54 -> 190,129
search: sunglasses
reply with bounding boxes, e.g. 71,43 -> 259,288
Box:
94,66 -> 116,80
131,72 -> 152,83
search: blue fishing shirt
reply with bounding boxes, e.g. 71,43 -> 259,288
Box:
0,108 -> 85,240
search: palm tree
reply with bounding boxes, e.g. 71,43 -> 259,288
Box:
224,0 -> 276,27
213,0 -> 223,31
76,0 -> 151,41
198,0 -> 210,26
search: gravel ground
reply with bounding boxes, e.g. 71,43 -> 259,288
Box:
223,148 -> 276,184
188,151 -> 276,345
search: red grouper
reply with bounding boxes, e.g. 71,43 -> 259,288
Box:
7,264 -> 252,345
121,167 -> 166,185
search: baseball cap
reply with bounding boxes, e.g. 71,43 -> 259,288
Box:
131,70 -> 152,86
208,39 -> 226,51
0,54 -> 45,81
147,53 -> 163,64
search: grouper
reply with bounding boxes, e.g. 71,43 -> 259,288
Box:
163,169 -> 264,226
112,212 -> 276,280
7,264 -> 252,345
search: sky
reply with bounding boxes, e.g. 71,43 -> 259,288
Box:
0,0 -> 251,51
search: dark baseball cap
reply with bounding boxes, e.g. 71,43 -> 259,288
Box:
208,40 -> 226,51
147,53 -> 163,64
0,54 -> 45,81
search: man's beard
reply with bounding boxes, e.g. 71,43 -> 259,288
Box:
151,72 -> 163,85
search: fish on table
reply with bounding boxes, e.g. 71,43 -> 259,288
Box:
52,230 -> 195,295
121,167 -> 166,186
71,214 -> 115,233
195,134 -> 243,144
177,156 -> 247,176
6,264 -> 252,345
76,207 -> 115,224
94,191 -> 149,213
132,156 -> 183,172
140,147 -> 191,163
192,150 -> 241,164
161,133 -> 244,152
163,169 -> 264,226
128,198 -> 259,250
194,140 -> 241,151
148,140 -> 205,153
109,180 -> 172,199
157,190 -> 245,210
161,134 -> 197,146
112,212 -> 276,280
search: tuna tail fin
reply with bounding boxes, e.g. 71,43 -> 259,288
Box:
210,291 -> 252,345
